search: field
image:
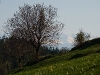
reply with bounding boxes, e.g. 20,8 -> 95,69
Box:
8,41 -> 100,75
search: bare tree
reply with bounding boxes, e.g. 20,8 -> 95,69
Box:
5,4 -> 64,61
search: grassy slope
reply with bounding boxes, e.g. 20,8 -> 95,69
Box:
8,40 -> 100,75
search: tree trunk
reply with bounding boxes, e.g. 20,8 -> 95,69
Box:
18,59 -> 21,67
33,47 -> 40,62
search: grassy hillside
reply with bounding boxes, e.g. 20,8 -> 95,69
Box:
8,38 -> 100,75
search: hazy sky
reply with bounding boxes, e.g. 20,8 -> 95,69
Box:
0,0 -> 100,48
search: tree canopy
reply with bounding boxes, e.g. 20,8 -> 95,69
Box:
5,4 -> 64,60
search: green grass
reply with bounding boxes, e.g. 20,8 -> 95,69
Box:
8,44 -> 100,75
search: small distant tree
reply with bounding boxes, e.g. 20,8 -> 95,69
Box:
74,29 -> 90,46
5,4 -> 64,61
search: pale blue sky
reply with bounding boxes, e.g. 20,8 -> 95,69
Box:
0,0 -> 100,48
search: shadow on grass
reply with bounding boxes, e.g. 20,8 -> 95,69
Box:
69,53 -> 87,60
26,55 -> 52,66
10,55 -> 53,74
